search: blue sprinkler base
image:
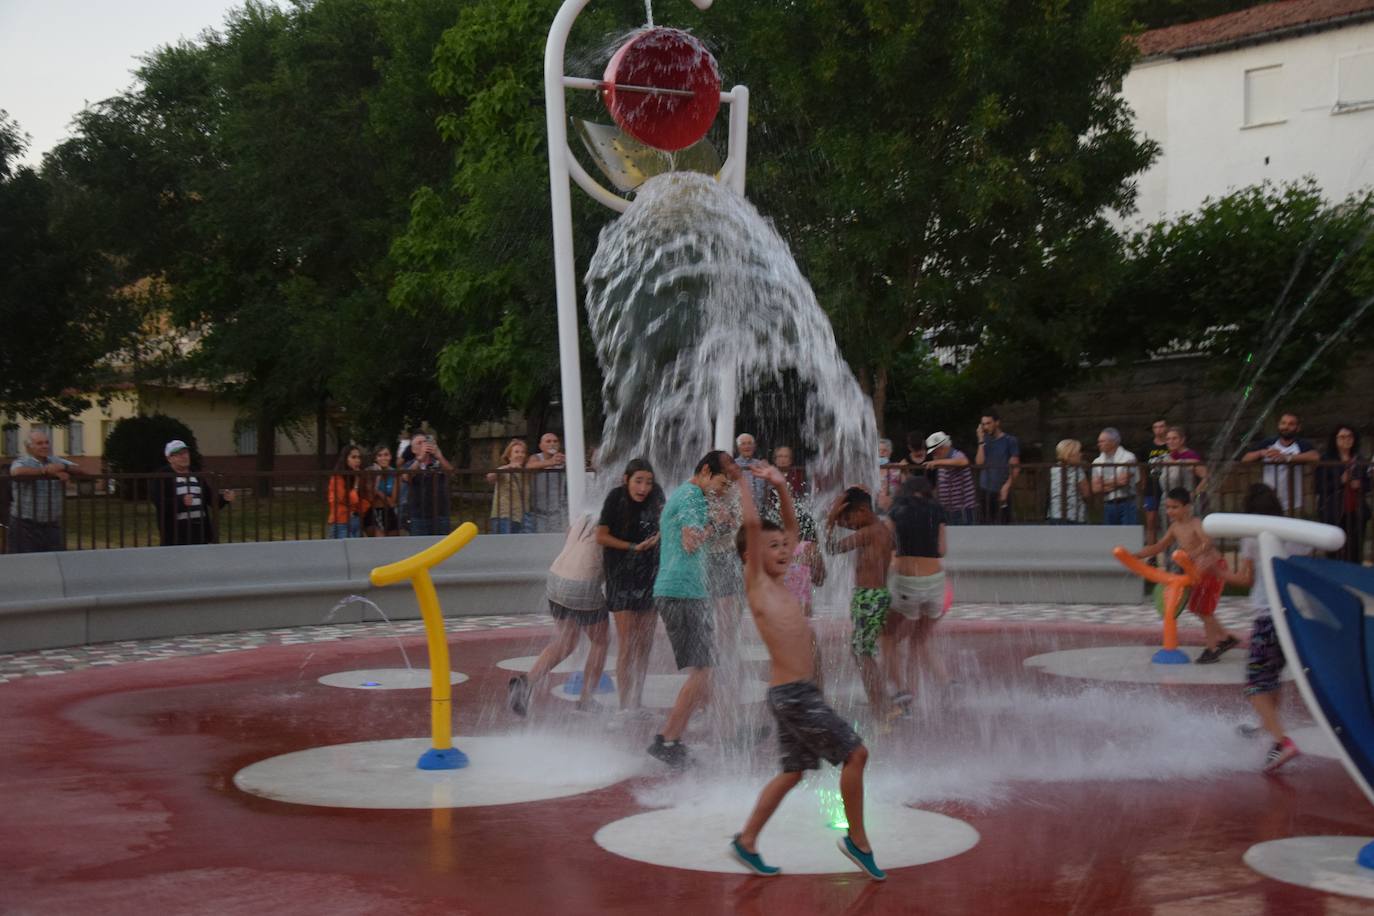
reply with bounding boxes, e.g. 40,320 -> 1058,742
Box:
563,671 -> 616,695
417,746 -> 469,770
1152,648 -> 1190,665
1358,839 -> 1374,870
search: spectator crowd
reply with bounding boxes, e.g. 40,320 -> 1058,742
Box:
4,411 -> 1371,564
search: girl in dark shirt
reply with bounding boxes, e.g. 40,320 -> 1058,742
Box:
596,458 -> 665,717
884,477 -> 949,707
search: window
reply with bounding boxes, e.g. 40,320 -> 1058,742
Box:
66,421 -> 84,456
1244,65 -> 1284,127
1337,51 -> 1374,111
1,425 -> 16,456
236,420 -> 258,456
101,420 -> 114,453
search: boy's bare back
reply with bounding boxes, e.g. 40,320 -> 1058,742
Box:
826,489 -> 893,588
851,522 -> 894,588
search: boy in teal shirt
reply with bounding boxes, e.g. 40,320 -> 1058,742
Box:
648,450 -> 734,767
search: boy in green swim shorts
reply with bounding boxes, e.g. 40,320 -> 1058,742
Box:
826,487 -> 895,715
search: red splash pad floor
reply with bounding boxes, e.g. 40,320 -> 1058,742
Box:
3,622 -> 1372,915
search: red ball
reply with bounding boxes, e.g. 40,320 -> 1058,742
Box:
603,28 -> 721,152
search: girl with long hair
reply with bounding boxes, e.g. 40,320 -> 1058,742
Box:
885,476 -> 949,706
326,445 -> 369,539
595,457 -> 665,718
365,444 -> 400,537
486,438 -> 531,533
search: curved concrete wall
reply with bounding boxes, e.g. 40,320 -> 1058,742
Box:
0,526 -> 1143,652
0,534 -> 565,653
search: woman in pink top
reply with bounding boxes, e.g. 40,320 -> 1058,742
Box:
1160,426 -> 1208,502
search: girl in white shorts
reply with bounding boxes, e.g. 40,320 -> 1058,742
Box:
884,476 -> 948,707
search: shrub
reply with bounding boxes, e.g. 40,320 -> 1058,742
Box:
104,414 -> 200,498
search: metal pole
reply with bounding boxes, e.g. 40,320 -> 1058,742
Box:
713,84 -> 748,451
545,0 -> 594,516
547,0 -> 729,483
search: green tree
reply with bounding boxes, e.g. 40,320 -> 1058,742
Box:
1111,180 -> 1374,402
390,0 -> 647,436
703,0 -> 1156,432
44,0 -> 471,466
0,112 -> 133,421
395,1 -> 1156,440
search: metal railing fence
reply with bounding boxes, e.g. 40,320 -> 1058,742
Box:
1,462 -> 1369,562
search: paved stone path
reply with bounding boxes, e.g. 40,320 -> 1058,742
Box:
0,598 -> 1255,685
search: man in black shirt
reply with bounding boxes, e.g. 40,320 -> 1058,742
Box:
404,433 -> 453,536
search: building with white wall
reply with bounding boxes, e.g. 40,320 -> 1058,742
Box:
1122,0 -> 1374,226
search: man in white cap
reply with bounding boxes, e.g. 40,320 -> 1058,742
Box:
150,439 -> 234,546
923,432 -> 976,525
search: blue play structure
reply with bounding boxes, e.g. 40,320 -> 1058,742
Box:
1203,513 -> 1373,869
1271,555 -> 1374,867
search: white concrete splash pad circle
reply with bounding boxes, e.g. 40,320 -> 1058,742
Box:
234,734 -> 650,809
317,669 -> 468,690
553,672 -> 770,708
595,792 -> 978,875
1244,836 -> 1374,899
1024,645 -> 1292,685
497,652 -> 618,674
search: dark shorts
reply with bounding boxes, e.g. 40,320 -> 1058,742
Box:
6,517 -> 64,554
768,681 -> 863,773
606,560 -> 656,612
369,506 -> 399,533
706,552 -> 745,598
1245,615 -> 1286,696
409,517 -> 452,537
549,600 -> 608,627
1143,495 -> 1159,512
656,597 -> 714,669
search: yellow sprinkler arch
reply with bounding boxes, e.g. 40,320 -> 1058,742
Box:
370,521 -> 480,769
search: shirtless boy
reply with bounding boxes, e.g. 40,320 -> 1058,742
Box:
1135,487 -> 1240,663
826,487 -> 896,713
729,462 -> 883,880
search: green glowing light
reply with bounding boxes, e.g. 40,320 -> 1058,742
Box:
815,786 -> 847,831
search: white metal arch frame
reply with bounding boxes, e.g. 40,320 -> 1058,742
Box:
544,0 -> 749,515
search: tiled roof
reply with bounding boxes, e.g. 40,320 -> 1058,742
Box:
1135,0 -> 1374,58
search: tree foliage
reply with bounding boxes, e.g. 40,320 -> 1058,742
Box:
391,0 -> 1158,438
104,414 -> 201,500
699,0 -> 1156,431
40,0 -> 469,463
15,0 -> 1349,464
1110,180 -> 1374,400
0,112 -> 136,422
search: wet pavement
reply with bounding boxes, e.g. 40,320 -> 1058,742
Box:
3,603 -> 1371,915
